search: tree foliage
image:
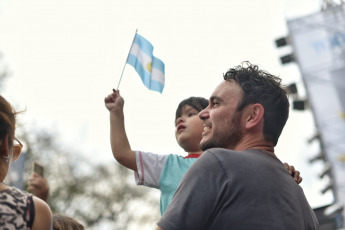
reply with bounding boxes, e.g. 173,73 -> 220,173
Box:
20,128 -> 160,229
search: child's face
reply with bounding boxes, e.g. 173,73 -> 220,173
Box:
175,105 -> 204,152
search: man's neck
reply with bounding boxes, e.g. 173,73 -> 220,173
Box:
233,137 -> 274,154
250,146 -> 275,154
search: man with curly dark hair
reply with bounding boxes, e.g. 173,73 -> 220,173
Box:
156,62 -> 319,230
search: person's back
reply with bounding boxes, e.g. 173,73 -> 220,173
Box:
207,148 -> 317,229
160,148 -> 318,230
0,187 -> 35,228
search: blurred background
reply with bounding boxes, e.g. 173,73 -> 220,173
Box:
0,0 -> 344,229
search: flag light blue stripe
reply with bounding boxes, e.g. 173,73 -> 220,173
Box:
150,81 -> 164,92
133,34 -> 154,57
126,33 -> 165,93
152,56 -> 165,74
127,54 -> 164,92
127,54 -> 151,85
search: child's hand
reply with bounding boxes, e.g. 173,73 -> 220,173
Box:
284,162 -> 302,184
105,89 -> 124,112
28,172 -> 50,202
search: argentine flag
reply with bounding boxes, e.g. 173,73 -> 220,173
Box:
127,33 -> 165,93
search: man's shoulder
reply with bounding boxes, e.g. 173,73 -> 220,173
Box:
202,148 -> 247,158
204,147 -> 233,154
200,148 -> 264,166
204,148 -> 264,156
195,148 -> 234,168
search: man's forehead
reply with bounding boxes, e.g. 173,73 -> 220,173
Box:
210,81 -> 242,101
212,81 -> 234,95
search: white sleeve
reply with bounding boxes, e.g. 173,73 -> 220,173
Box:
134,150 -> 169,188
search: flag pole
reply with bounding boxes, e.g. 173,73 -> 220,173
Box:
117,29 -> 138,90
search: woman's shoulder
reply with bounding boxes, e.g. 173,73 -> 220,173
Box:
0,186 -> 35,229
0,186 -> 32,200
31,196 -> 53,230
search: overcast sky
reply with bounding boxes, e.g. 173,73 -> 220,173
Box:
0,0 -> 333,208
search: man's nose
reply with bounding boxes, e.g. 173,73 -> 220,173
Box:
199,108 -> 209,121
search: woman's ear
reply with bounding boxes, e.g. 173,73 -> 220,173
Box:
0,135 -> 10,159
244,104 -> 264,130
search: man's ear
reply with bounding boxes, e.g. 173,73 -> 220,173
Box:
0,134 -> 10,157
244,104 -> 264,130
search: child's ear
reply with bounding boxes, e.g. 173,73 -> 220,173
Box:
0,134 -> 10,158
244,104 -> 264,130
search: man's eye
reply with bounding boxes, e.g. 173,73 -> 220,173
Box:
212,101 -> 219,107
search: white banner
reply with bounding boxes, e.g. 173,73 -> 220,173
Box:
287,4 -> 345,226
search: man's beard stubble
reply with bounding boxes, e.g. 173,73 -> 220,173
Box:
200,111 -> 243,151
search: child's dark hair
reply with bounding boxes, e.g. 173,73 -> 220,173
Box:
175,97 -> 208,122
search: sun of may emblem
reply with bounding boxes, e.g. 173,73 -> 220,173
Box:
341,111 -> 345,121
146,62 -> 152,72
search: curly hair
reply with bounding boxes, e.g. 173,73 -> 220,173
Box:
223,61 -> 289,146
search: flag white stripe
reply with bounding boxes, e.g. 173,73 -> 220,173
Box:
130,43 -> 152,73
126,33 -> 165,93
130,43 -> 164,84
151,68 -> 165,85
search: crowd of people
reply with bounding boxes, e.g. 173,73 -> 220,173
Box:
0,61 -> 319,229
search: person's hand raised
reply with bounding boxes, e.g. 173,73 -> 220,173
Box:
28,172 -> 50,202
104,89 -> 125,113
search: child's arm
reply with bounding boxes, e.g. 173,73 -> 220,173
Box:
105,89 -> 137,171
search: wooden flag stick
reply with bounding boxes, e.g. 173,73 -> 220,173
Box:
117,29 -> 138,90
